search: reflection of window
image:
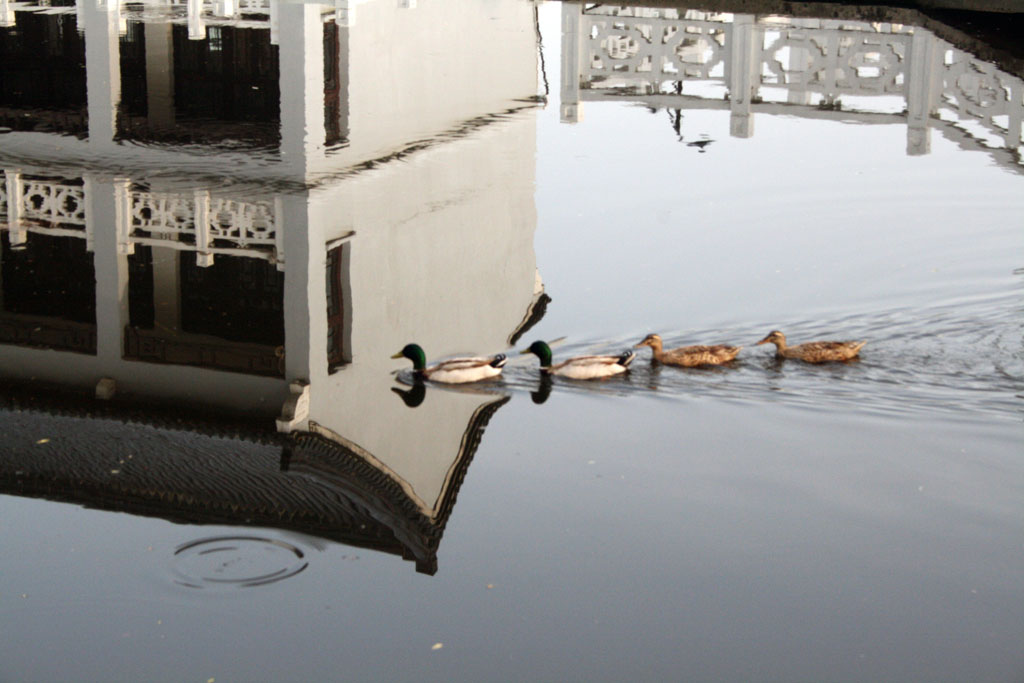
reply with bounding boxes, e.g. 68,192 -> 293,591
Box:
2,233 -> 95,323
180,254 -> 284,346
326,243 -> 351,373
209,27 -> 224,53
323,21 -> 345,147
0,232 -> 96,354
0,13 -> 87,135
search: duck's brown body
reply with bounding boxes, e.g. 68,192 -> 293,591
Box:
636,333 -> 741,367
756,330 -> 865,363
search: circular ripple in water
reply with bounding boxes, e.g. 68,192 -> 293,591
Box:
171,536 -> 309,589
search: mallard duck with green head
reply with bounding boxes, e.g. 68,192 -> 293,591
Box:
520,340 -> 634,379
391,343 -> 507,383
635,333 -> 741,367
756,330 -> 865,363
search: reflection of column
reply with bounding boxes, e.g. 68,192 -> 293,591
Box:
0,0 -> 15,28
279,194 -> 327,386
560,2 -> 582,124
188,0 -> 206,40
269,0 -> 279,44
278,2 -> 326,175
213,0 -> 234,17
1005,80 -> 1023,153
83,0 -> 122,148
787,44 -> 812,105
4,170 -> 25,248
145,22 -> 175,129
728,15 -> 757,138
87,176 -> 131,369
193,190 -> 214,266
906,30 -> 938,156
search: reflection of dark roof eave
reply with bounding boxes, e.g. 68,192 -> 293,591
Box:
0,409 -> 431,570
509,292 -> 552,346
285,434 -> 443,575
0,382 -> 509,576
288,395 -> 511,575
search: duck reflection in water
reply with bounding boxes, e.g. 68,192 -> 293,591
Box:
392,379 -> 427,408
531,374 -> 553,404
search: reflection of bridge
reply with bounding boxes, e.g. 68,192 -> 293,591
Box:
561,5 -> 1024,171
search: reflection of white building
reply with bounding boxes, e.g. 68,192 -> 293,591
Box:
0,0 -> 542,572
561,4 -> 1024,168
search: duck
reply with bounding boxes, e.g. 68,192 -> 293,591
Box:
520,340 -> 635,379
635,333 -> 741,367
391,343 -> 507,383
755,330 -> 865,363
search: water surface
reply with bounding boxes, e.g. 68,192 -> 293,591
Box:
0,1 -> 1022,681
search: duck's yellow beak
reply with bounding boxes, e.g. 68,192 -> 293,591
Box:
390,351 -> 405,359
518,348 -> 532,355
755,336 -> 771,345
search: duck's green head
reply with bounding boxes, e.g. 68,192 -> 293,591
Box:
520,340 -> 552,367
391,343 -> 427,370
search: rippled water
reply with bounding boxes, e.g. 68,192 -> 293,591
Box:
470,290 -> 1023,418
1,1 -> 1023,681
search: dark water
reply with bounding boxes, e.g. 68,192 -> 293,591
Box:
1,2 -> 1023,681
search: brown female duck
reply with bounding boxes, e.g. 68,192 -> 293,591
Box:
635,333 -> 742,367
755,330 -> 865,363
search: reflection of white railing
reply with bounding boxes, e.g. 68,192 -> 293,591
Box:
563,7 -> 1024,168
1,0 -> 274,35
1,171 -> 91,248
1,171 -> 282,266
129,189 -> 280,266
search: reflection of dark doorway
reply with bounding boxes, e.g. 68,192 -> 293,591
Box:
123,253 -> 284,376
127,245 -> 156,330
0,232 -> 96,353
180,255 -> 284,346
326,243 -> 351,373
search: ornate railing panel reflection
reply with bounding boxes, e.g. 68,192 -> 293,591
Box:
938,49 -> 1024,154
563,6 -> 1024,169
1,171 -> 91,248
1,171 -> 282,265
129,190 -> 280,266
0,0 -> 275,36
